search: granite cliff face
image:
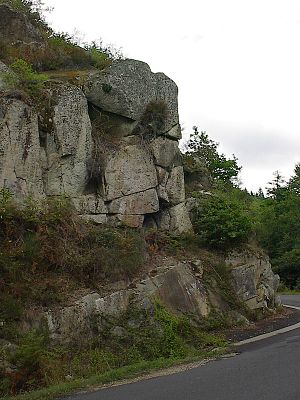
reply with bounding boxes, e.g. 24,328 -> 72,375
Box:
0,58 -> 192,233
0,5 -> 281,345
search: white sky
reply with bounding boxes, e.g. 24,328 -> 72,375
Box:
43,0 -> 300,192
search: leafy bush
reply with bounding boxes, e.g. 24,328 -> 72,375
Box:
2,59 -> 47,96
0,191 -> 145,315
193,195 -> 251,248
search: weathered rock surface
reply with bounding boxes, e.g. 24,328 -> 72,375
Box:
45,260 -> 209,342
0,57 -> 191,231
46,290 -> 131,341
43,248 -> 279,342
226,249 -> 281,310
108,188 -> 159,215
104,144 -> 157,201
84,59 -> 179,133
45,83 -> 92,197
135,263 -> 209,317
0,96 -> 44,198
156,203 -> 193,234
0,61 -> 10,90
150,137 -> 182,169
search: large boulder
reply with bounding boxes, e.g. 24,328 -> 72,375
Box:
155,203 -> 193,234
84,59 -> 180,135
46,290 -> 131,342
226,248 -> 281,310
108,188 -> 159,215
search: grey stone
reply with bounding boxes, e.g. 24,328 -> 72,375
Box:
226,248 -> 280,310
0,4 -> 44,44
108,188 -> 159,215
165,124 -> 182,140
0,61 -> 10,91
72,194 -> 107,214
166,166 -> 185,205
150,137 -> 182,169
0,97 -> 45,198
84,59 -> 179,133
46,290 -> 131,342
135,263 -> 209,317
169,203 -> 194,234
80,214 -> 108,224
104,144 -> 157,201
45,83 -> 92,197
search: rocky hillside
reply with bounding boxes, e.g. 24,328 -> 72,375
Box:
0,3 -> 191,233
0,3 -> 281,397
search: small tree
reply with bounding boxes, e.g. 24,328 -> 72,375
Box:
185,127 -> 241,185
193,194 -> 251,248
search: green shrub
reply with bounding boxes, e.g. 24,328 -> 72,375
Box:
2,59 -> 47,96
193,195 -> 251,248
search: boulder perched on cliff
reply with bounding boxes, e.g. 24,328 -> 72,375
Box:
84,59 -> 180,137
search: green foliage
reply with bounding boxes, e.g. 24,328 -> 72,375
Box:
251,164 -> 300,288
193,194 -> 251,248
185,127 -> 241,185
0,2 -> 122,71
3,59 -> 47,96
0,191 -> 145,318
0,302 -> 227,397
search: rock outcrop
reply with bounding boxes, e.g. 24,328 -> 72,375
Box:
42,247 -> 280,342
45,260 -> 209,342
226,249 -> 281,310
0,59 -> 192,232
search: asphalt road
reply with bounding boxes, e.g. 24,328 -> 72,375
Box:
61,295 -> 300,400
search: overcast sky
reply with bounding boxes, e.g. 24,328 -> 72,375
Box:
43,0 -> 300,192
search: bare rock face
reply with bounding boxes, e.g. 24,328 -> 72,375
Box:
44,83 -> 92,197
135,263 -> 209,317
0,61 -> 10,90
104,144 -> 158,201
150,137 -> 182,169
0,96 -> 44,198
226,249 -> 281,310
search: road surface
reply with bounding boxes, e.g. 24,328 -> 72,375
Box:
61,295 -> 300,400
